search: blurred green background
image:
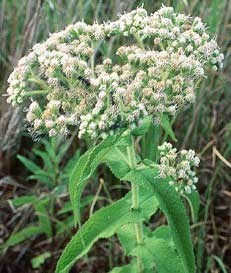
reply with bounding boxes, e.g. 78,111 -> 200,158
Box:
0,1 -> 230,273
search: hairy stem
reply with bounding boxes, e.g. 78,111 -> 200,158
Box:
127,136 -> 144,273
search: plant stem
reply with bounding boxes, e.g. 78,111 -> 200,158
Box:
127,136 -> 144,273
23,90 -> 49,96
133,33 -> 144,49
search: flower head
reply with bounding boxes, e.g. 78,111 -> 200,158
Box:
158,142 -> 200,193
7,6 -> 223,139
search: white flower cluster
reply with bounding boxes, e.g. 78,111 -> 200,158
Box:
6,6 -> 223,139
158,142 -> 200,194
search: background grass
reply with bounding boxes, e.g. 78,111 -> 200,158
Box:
0,1 -> 230,272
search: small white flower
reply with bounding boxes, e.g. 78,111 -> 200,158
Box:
79,120 -> 88,130
185,185 -> 192,194
85,113 -> 92,121
26,111 -> 36,122
45,120 -> 54,128
99,91 -> 106,98
34,119 -> 43,129
89,122 -> 96,130
49,129 -> 57,137
29,101 -> 39,112
194,67 -> 204,76
194,156 -> 200,166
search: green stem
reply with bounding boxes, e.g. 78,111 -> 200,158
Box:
127,136 -> 144,273
134,33 -> 145,49
23,90 -> 49,96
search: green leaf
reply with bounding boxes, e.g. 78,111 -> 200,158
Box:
69,134 -> 130,225
43,139 -> 57,162
117,224 -> 136,255
58,196 -> 95,215
55,189 -> 158,273
109,262 -> 136,273
28,173 -> 53,186
9,195 -> 37,207
206,255 -> 228,273
141,124 -> 161,161
56,137 -> 73,163
151,225 -> 172,246
63,149 -> 80,174
17,154 -> 41,173
123,167 -> 195,273
34,199 -> 52,237
118,224 -> 184,272
5,226 -> 42,247
33,149 -> 53,171
131,237 -> 185,273
31,251 -> 51,269
56,215 -> 74,235
138,226 -> 184,272
105,145 -> 130,179
69,149 -> 91,225
182,191 -> 200,223
132,117 -> 152,136
118,197 -> 159,254
159,114 -> 177,142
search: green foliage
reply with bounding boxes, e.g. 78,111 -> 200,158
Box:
132,117 -> 152,136
17,154 -> 41,173
205,255 -> 228,273
5,197 -> 52,248
4,137 -> 82,251
5,226 -> 42,247
117,224 -> 136,255
9,195 -> 37,207
56,132 -> 197,273
56,189 -> 158,273
31,252 -> 51,269
34,198 -> 52,237
17,137 -> 80,188
118,225 -> 185,272
159,114 -> 177,142
109,263 -> 136,273
69,134 -> 130,225
131,237 -> 185,272
124,168 -> 195,273
182,191 -> 200,223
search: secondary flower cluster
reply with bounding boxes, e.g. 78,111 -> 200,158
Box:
158,142 -> 200,194
7,6 -> 223,139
